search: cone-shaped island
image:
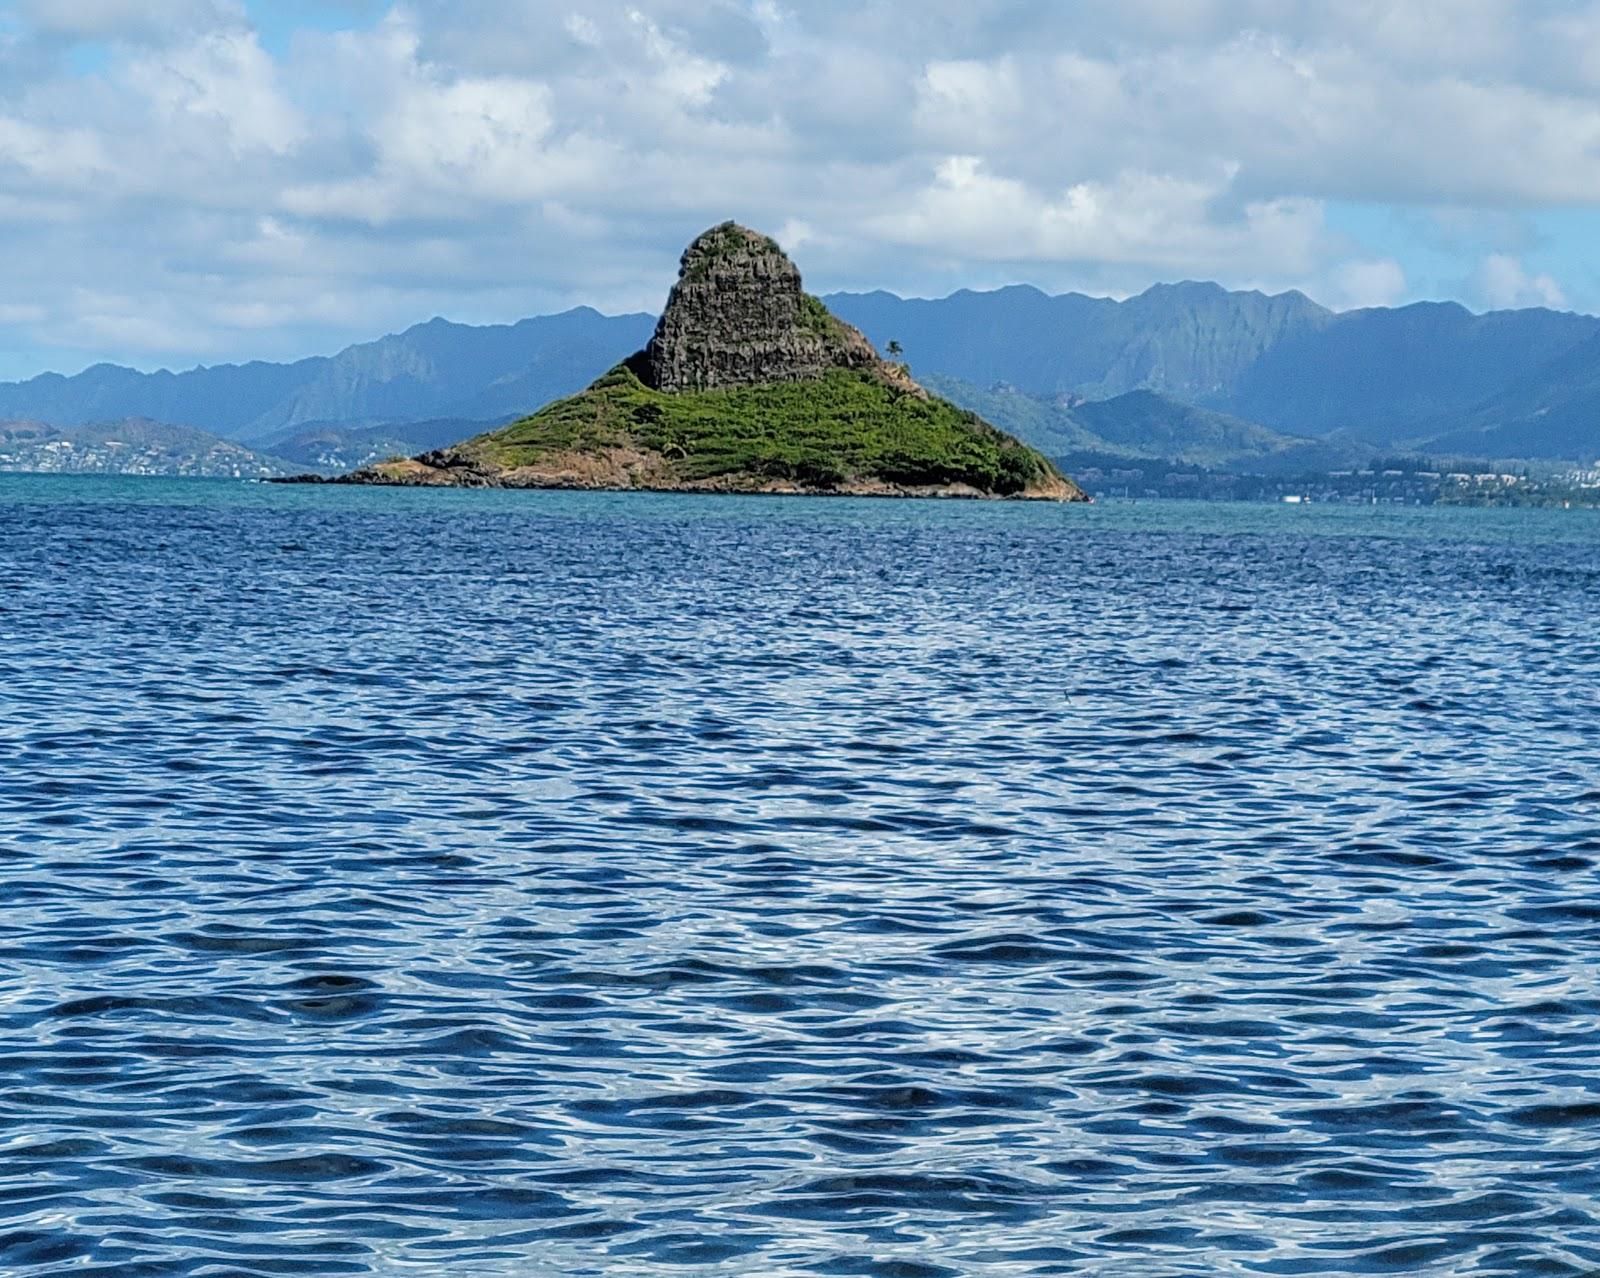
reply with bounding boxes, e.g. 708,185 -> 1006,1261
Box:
315,223 -> 1086,500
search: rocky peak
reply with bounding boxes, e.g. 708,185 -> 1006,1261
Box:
641,222 -> 883,392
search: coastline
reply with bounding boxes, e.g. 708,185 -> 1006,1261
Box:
269,470 -> 1087,501
268,451 -> 1088,501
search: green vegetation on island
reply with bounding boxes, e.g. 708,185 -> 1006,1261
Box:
450,360 -> 1063,494
324,223 -> 1082,500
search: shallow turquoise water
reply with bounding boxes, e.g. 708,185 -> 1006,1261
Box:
2,476 -> 1599,1276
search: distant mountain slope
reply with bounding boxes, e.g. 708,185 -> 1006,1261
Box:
0,418 -> 293,477
828,281 -> 1333,401
1420,329 -> 1600,461
1071,390 -> 1332,467
832,286 -> 1600,455
927,377 -> 1372,473
3,281 -> 1600,465
917,375 -> 1107,459
0,309 -> 653,444
264,418 -> 508,474
1216,303 -> 1600,439
0,360 -> 328,440
255,309 -> 653,440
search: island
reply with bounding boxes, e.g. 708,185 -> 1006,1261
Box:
280,223 -> 1086,501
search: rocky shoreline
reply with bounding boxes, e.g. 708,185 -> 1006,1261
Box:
270,452 -> 1084,501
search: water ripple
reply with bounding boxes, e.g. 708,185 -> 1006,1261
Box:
2,478 -> 1599,1275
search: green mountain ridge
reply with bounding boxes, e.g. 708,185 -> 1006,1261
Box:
923,377 -> 1374,474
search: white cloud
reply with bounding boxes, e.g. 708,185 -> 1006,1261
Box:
888,27 -> 1600,207
775,217 -> 814,252
2,0 -> 1600,377
124,30 -> 303,155
1331,258 -> 1409,310
18,0 -> 245,42
278,18 -> 608,223
1475,254 -> 1569,310
0,302 -> 47,324
564,14 -> 601,47
626,8 -> 727,105
0,116 -> 113,187
877,157 -> 1327,279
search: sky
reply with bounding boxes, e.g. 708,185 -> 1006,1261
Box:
2,0 -> 1600,380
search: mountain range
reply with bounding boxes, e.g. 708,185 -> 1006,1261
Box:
832,285 -> 1600,459
920,379 -> 1374,474
0,308 -> 653,443
4,282 -> 1600,471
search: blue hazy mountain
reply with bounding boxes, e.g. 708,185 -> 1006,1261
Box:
1216,302 -> 1600,440
828,281 -> 1336,404
252,310 -> 654,439
923,377 -> 1373,473
0,309 -> 654,443
1419,328 -> 1600,460
0,359 -> 326,441
827,287 -> 1599,444
3,283 -> 1599,463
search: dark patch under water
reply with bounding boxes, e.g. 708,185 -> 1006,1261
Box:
2,476 -> 1599,1276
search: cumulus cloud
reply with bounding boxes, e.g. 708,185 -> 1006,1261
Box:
18,0 -> 246,42
1,0 -> 1599,377
1475,254 -> 1570,310
279,20 -> 576,223
876,158 -> 1327,279
124,30 -> 303,155
1331,258 -> 1409,311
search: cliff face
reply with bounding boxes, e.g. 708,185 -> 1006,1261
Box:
642,223 -> 879,392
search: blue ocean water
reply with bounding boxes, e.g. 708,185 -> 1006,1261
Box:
3,474 -> 1600,1277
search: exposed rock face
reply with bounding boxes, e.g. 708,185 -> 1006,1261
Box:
642,222 -> 880,391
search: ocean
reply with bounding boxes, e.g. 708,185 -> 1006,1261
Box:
3,474 -> 1599,1276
